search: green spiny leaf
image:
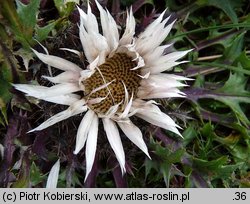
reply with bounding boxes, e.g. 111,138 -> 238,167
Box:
197,0 -> 242,23
16,0 -> 40,39
218,72 -> 250,126
30,162 -> 46,186
35,21 -> 56,42
160,162 -> 171,187
235,50 -> 250,70
222,32 -> 245,63
193,156 -> 228,171
214,163 -> 244,180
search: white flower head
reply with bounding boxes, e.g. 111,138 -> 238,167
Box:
14,0 -> 192,182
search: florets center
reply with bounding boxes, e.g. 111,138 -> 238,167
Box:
83,53 -> 141,114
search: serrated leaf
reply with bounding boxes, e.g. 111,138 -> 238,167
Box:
209,0 -> 239,23
218,98 -> 250,126
215,133 -> 241,146
222,32 -> 245,63
30,163 -> 42,185
144,159 -> 157,178
160,162 -> 171,187
193,156 -> 228,171
35,21 -> 56,42
215,163 -> 244,179
0,0 -> 28,47
235,51 -> 250,70
147,138 -> 186,186
213,32 -> 250,126
219,72 -> 248,96
197,0 -> 241,23
167,148 -> 185,163
16,0 -> 40,38
229,145 -> 250,163
218,72 -> 250,126
30,162 -> 46,186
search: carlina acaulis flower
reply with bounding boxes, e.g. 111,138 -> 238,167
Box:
14,0 -> 192,187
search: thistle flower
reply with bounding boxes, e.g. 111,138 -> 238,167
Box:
14,0 -> 191,184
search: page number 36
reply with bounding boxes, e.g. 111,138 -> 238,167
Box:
233,192 -> 247,201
